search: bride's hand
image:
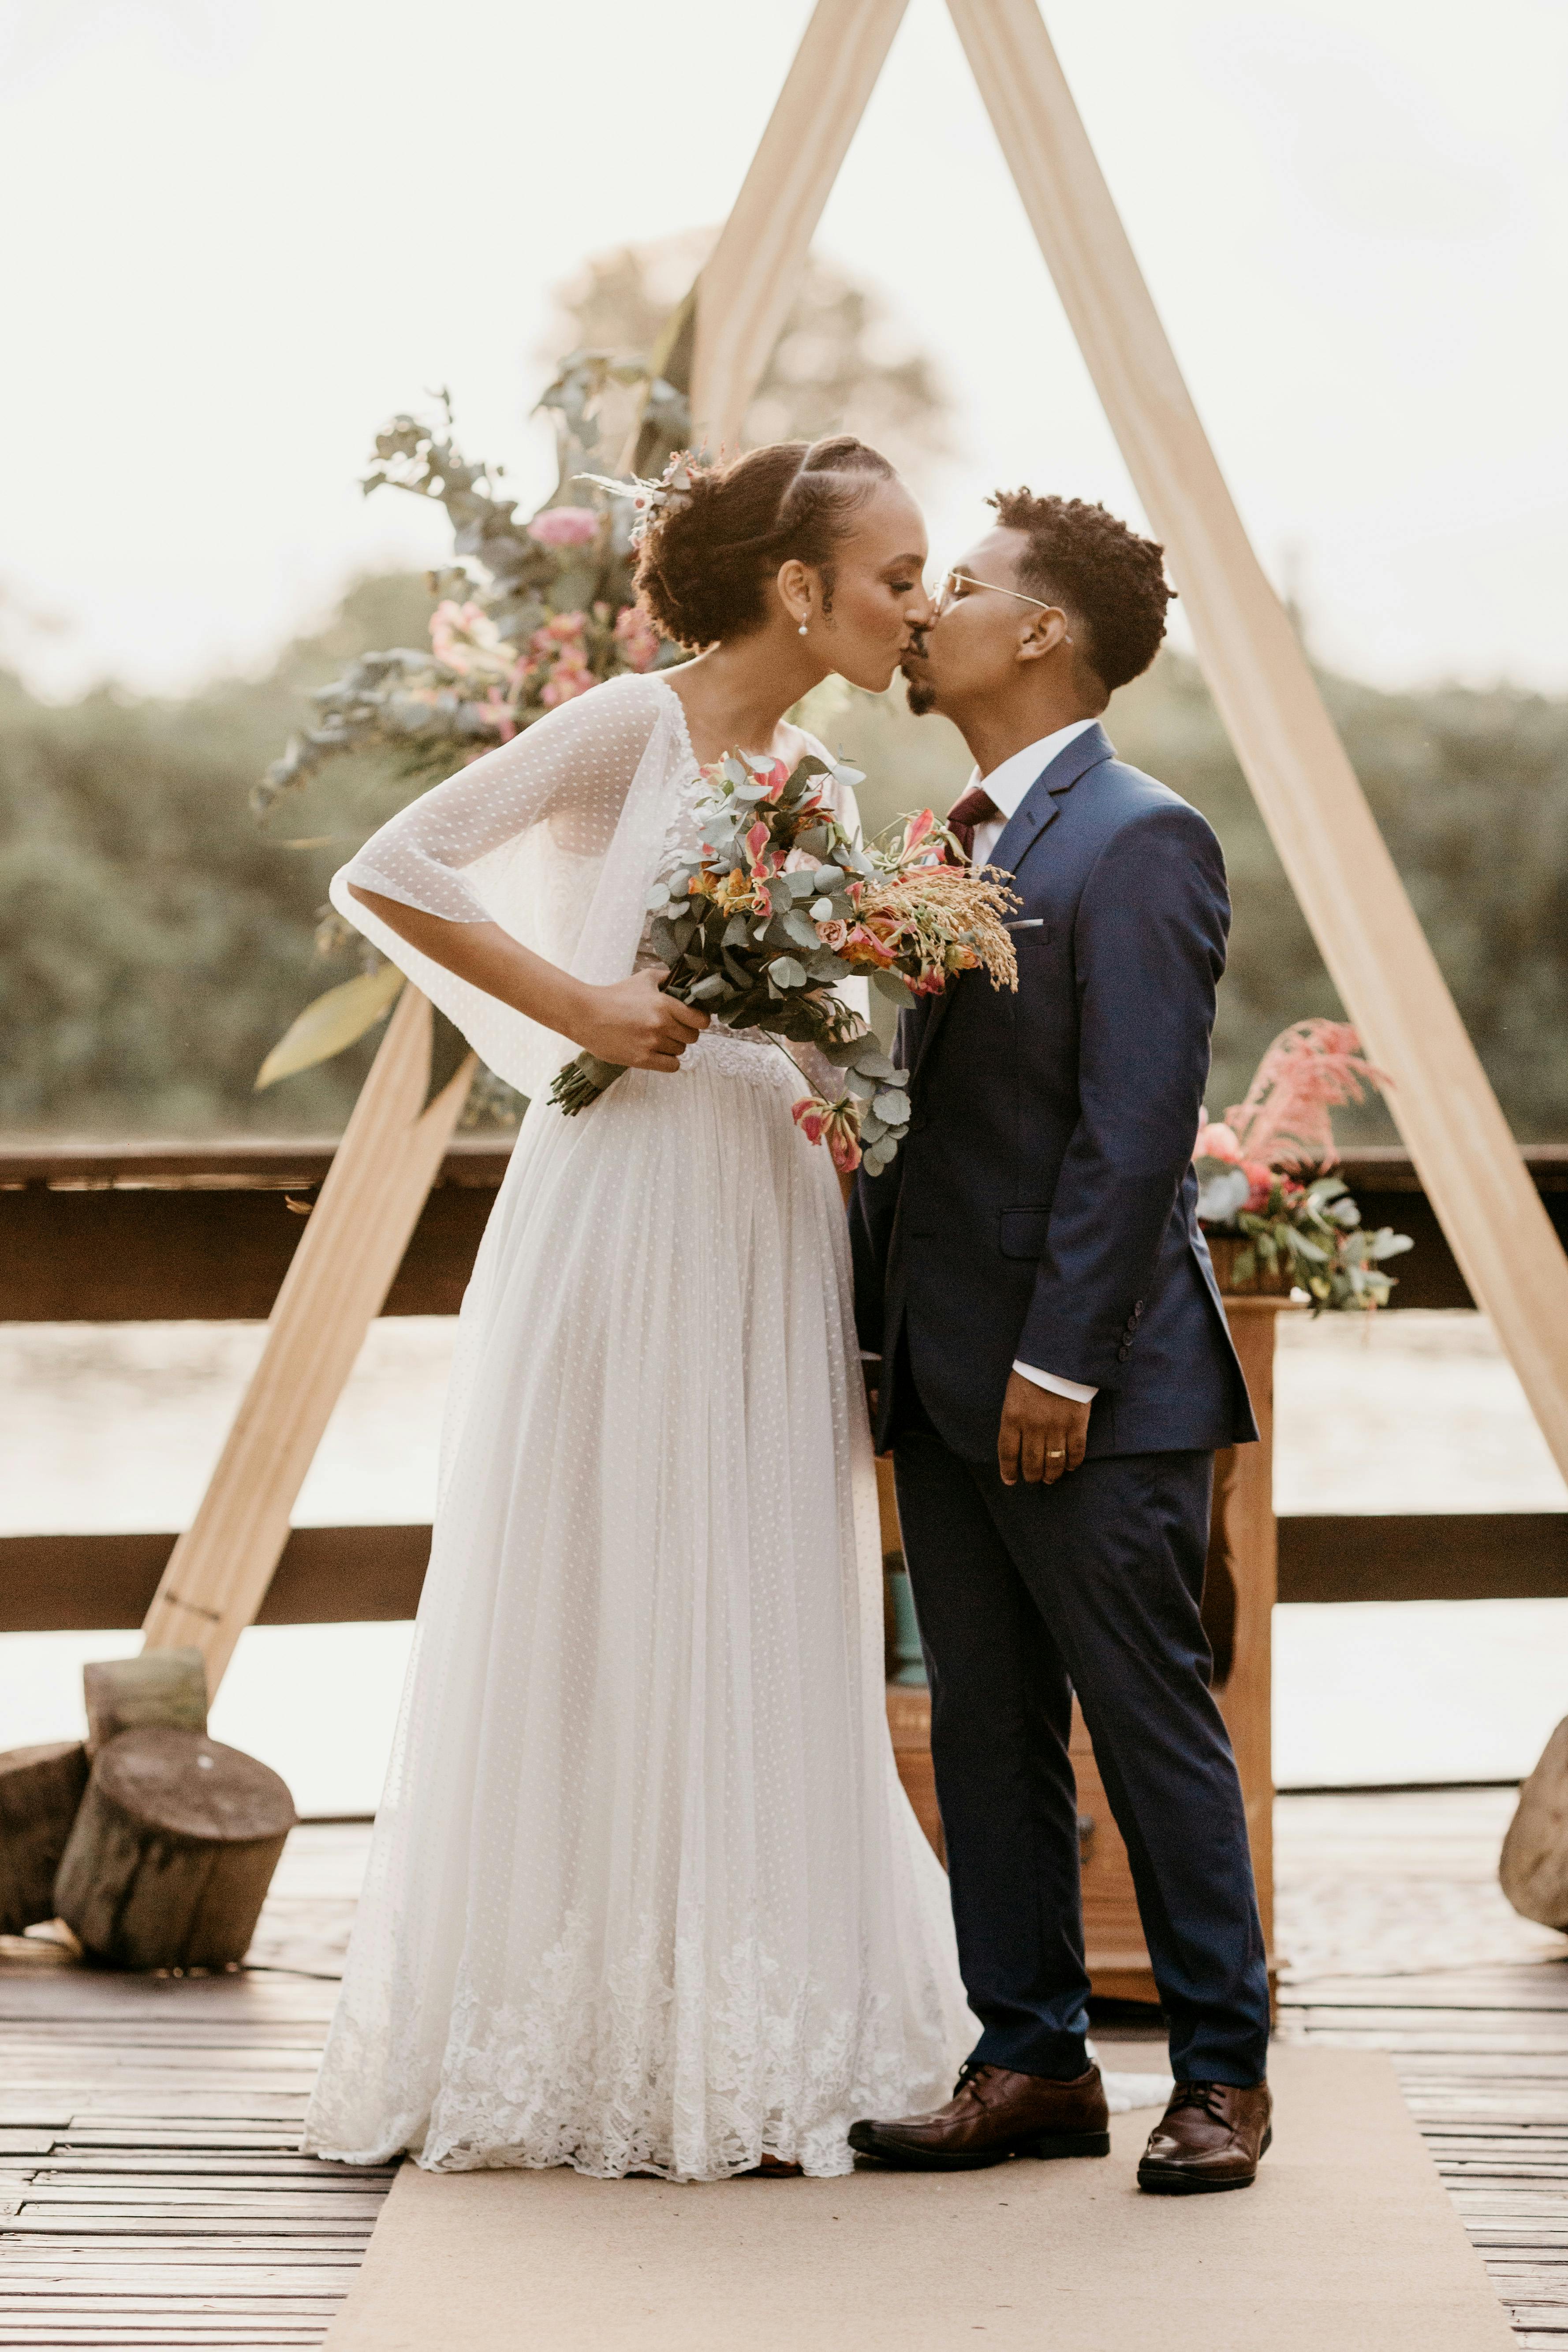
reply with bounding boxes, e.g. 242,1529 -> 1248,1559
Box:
573,967 -> 709,1073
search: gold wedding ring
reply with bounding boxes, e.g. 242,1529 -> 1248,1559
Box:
1047,1448 -> 1065,1459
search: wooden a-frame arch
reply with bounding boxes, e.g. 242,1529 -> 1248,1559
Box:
146,0 -> 1568,1691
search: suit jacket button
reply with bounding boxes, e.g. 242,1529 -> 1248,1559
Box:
1117,1343 -> 1132,1362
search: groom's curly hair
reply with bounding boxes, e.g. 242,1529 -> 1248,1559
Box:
989,489 -> 1174,694
636,436 -> 895,650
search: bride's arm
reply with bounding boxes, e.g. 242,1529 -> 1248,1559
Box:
346,886 -> 705,1073
336,684 -> 706,1073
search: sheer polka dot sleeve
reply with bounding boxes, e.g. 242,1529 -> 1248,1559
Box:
326,672 -> 679,1098
337,675 -> 663,925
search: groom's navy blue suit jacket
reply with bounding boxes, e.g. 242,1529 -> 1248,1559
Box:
852,721 -> 1257,1463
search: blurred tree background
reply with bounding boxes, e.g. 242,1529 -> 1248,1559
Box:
3,240 -> 1564,1139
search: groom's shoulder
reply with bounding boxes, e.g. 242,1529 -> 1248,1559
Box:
1079,755 -> 1226,906
1094,750 -> 1219,847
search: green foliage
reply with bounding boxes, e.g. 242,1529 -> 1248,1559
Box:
0,576 -> 434,1135
1224,1173 -> 1413,1314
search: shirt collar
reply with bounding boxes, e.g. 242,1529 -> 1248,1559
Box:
973,718 -> 1098,820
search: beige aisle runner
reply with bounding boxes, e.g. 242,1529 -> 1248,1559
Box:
322,2048 -> 1510,2352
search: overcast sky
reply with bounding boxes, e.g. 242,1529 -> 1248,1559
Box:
3,0 -> 1563,699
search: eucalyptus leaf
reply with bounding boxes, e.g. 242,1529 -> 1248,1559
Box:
254,963 -> 404,1090
688,974 -> 728,1003
769,956 -> 807,989
873,971 -> 916,1004
873,1089 -> 911,1124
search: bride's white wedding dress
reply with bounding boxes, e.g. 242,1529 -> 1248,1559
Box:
300,671 -> 973,2181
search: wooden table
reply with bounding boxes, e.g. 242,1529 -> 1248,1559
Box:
883,1293 -> 1290,2003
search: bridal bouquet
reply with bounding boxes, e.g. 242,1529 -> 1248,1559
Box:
549,749 -> 1019,1174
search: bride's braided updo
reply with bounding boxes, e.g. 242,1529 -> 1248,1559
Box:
635,435 -> 895,651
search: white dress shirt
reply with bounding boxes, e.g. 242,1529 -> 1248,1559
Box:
973,721 -> 1100,1406
863,720 -> 1104,1411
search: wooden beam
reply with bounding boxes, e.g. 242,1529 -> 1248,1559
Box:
944,0 -> 1568,1485
0,1527 -> 431,1633
4,1143 -> 1562,1321
691,0 -> 911,448
139,989 -> 473,1691
3,1512 -> 1563,1633
1277,1512 -> 1568,1607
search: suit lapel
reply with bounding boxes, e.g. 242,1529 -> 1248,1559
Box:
988,720 -> 1115,878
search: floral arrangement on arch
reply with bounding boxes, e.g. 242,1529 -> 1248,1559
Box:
251,356 -> 693,1097
1194,1019 -> 1413,1311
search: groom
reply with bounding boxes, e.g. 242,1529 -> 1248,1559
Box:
848,491 -> 1273,2192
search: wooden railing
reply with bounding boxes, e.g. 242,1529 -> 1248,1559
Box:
3,1139 -> 1565,1632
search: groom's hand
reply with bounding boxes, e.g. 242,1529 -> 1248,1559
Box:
998,1374 -> 1091,1487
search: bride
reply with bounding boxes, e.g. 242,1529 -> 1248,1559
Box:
301,434 -> 974,2182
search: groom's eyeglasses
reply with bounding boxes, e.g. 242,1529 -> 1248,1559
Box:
935,570 -> 1063,619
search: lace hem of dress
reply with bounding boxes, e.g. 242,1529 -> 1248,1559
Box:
302,1906 -> 951,2184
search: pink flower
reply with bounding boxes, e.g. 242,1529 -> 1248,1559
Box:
1225,1018 -> 1391,1172
528,506 -> 600,548
816,918 -> 849,952
536,610 -> 590,646
1242,1161 -> 1276,1212
1195,1120 -> 1243,1165
430,599 -> 514,680
612,602 -> 661,672
744,821 -> 772,866
473,689 -> 517,741
904,809 -> 937,852
791,1095 -> 862,1174
541,661 -> 593,707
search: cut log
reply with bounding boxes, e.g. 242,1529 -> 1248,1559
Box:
83,1649 -> 208,1753
53,1728 -> 295,1971
1501,1715 -> 1568,1930
0,1742 -> 89,1934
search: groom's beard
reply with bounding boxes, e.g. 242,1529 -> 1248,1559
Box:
902,666 -> 938,718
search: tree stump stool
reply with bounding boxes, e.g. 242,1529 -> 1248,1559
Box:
0,1742 -> 89,1934
54,1727 -> 295,1971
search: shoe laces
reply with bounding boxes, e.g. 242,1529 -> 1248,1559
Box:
953,2058 -> 997,2107
1168,2081 -> 1232,2124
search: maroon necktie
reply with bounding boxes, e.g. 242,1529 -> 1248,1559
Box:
945,783 -> 1001,863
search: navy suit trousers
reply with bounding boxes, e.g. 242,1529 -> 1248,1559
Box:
892,1383 -> 1271,2088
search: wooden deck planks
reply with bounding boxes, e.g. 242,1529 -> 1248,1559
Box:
0,1830 -> 383,2349
3,1799 -> 1565,2346
1277,1790 -> 1568,2345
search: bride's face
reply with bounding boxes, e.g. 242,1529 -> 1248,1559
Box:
782,481 -> 933,693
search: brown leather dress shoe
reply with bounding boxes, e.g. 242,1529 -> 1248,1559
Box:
848,2060 -> 1110,2170
1137,2080 -> 1272,2194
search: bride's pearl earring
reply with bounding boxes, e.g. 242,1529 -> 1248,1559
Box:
798,618 -> 809,636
